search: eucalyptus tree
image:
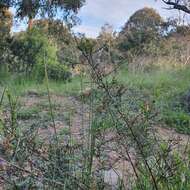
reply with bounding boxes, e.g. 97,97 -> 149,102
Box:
118,7 -> 164,56
0,0 -> 85,29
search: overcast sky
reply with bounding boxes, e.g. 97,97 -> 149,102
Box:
73,0 -> 181,38
13,0 -> 186,38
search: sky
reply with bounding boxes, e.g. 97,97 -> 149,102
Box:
12,0 -> 185,38
73,0 -> 180,38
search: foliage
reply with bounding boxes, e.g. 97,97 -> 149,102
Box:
1,3 -> 190,189
133,149 -> 190,190
96,23 -> 123,66
163,110 -> 190,133
33,19 -> 80,67
10,29 -> 55,73
171,25 -> 190,37
0,6 -> 13,76
0,0 -> 85,28
1,38 -> 190,189
118,7 -> 164,56
36,61 -> 72,82
33,19 -> 73,45
98,23 -> 115,45
117,64 -> 190,134
10,29 -> 71,81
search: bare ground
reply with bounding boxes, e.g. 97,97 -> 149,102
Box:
1,91 -> 190,189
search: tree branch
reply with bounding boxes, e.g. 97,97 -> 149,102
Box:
162,0 -> 190,14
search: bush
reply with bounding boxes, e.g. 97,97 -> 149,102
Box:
35,62 -> 72,81
10,29 -> 48,74
10,29 -> 72,81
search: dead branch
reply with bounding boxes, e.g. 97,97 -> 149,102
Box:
162,0 -> 190,14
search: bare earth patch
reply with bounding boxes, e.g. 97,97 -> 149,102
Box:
1,91 -> 190,189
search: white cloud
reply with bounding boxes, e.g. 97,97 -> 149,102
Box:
11,0 -> 186,38
74,0 -> 180,37
73,25 -> 100,38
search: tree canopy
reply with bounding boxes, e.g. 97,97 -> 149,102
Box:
118,7 -> 164,54
0,0 -> 85,28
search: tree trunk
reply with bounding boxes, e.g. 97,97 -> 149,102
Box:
28,18 -> 33,30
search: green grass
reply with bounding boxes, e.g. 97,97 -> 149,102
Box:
117,65 -> 190,97
0,75 -> 89,97
17,106 -> 40,120
116,65 -> 190,134
1,64 -> 190,134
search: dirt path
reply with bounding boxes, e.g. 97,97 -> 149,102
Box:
14,92 -> 190,189
155,126 -> 190,146
21,92 -> 190,145
20,92 -> 90,144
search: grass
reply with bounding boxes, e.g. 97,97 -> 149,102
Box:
1,64 -> 190,134
117,65 -> 190,98
1,64 -> 190,189
0,74 -> 89,97
116,64 -> 190,134
17,106 -> 40,120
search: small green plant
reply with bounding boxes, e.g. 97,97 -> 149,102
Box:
35,61 -> 72,82
163,110 -> 190,134
17,106 -> 40,120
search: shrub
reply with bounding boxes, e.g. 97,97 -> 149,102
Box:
10,29 -> 48,74
10,29 -> 72,81
35,62 -> 72,81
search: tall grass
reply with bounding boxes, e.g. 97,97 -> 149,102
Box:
0,74 -> 89,97
1,57 -> 190,189
116,64 -> 190,133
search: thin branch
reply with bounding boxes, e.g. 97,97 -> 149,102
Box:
162,0 -> 190,14
0,157 -> 88,190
